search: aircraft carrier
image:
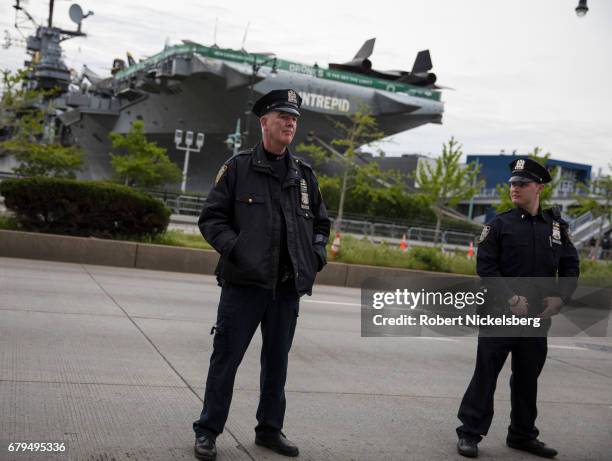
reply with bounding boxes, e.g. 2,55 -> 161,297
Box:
6,1 -> 445,193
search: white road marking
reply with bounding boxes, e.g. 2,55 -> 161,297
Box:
549,345 -> 588,351
411,337 -> 459,342
303,299 -> 361,306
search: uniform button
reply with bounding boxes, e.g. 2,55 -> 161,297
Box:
295,272 -> 299,278
248,198 -> 253,203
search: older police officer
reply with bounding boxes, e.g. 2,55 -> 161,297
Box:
193,89 -> 330,460
456,158 -> 579,458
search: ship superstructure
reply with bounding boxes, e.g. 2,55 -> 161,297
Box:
6,1 -> 445,192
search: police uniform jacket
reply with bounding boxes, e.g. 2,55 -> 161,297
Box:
477,207 -> 580,315
199,143 -> 331,296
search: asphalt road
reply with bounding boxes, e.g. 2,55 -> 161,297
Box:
0,257 -> 610,461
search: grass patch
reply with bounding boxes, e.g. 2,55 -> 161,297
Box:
330,235 -> 611,283
111,229 -> 212,250
578,259 -> 612,286
1,215 -> 609,283
148,230 -> 212,250
330,235 -> 477,275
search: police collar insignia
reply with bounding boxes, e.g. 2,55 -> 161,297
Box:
515,159 -> 525,170
552,221 -> 562,244
479,225 -> 490,243
300,178 -> 309,209
288,90 -> 298,104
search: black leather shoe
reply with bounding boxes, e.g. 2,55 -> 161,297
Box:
194,435 -> 217,461
255,431 -> 299,457
507,439 -> 557,458
457,438 -> 479,458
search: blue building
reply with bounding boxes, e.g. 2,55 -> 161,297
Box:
460,154 -> 592,222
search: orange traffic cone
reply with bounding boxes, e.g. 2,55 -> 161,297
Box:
331,231 -> 341,260
399,233 -> 408,253
467,241 -> 475,259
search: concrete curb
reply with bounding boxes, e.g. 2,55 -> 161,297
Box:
0,229 -> 464,287
0,229 -> 138,268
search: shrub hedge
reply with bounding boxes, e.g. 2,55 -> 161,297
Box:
0,177 -> 170,238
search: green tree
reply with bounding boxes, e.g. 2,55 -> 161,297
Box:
109,120 -> 181,188
572,164 -> 612,258
494,147 -> 559,213
0,69 -> 84,178
315,172 -> 438,223
297,107 -> 401,229
414,137 -> 482,244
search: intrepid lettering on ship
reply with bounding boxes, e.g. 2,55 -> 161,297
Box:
300,92 -> 350,113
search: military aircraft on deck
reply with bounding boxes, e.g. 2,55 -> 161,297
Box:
7,0 -> 445,192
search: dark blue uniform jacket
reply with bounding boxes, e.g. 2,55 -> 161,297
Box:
477,207 -> 580,315
199,143 -> 331,296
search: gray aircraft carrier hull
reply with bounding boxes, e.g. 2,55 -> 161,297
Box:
65,74 -> 440,193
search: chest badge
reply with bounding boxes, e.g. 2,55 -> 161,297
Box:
300,178 -> 310,210
552,221 -> 562,245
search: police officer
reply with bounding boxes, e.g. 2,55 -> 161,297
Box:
192,89 -> 331,461
456,158 -> 579,458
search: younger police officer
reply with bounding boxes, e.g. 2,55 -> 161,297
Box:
192,89 -> 330,461
456,158 -> 579,458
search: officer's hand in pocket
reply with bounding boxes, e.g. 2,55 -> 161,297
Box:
312,244 -> 326,272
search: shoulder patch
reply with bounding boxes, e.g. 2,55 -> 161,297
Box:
479,225 -> 491,244
215,164 -> 228,186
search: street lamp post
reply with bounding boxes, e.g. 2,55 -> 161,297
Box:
224,118 -> 242,155
575,0 -> 588,17
243,55 -> 277,146
175,129 -> 204,193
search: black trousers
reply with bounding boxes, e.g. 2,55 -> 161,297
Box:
193,282 -> 299,437
457,336 -> 548,443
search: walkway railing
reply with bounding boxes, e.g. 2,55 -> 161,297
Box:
333,219 -> 478,247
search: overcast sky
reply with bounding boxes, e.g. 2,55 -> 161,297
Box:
1,0 -> 611,173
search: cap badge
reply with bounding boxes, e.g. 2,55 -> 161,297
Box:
288,90 -> 298,104
515,159 -> 525,170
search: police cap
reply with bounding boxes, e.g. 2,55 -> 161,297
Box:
508,158 -> 552,184
252,89 -> 302,117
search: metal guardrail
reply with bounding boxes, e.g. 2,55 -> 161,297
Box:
572,215 -> 612,247
147,191 -> 204,216
569,211 -> 593,232
11,181 -> 601,251
333,219 -> 478,246
0,171 -> 20,180
146,192 -> 480,241
143,191 -> 482,246
474,187 -> 591,199
578,247 -> 612,261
